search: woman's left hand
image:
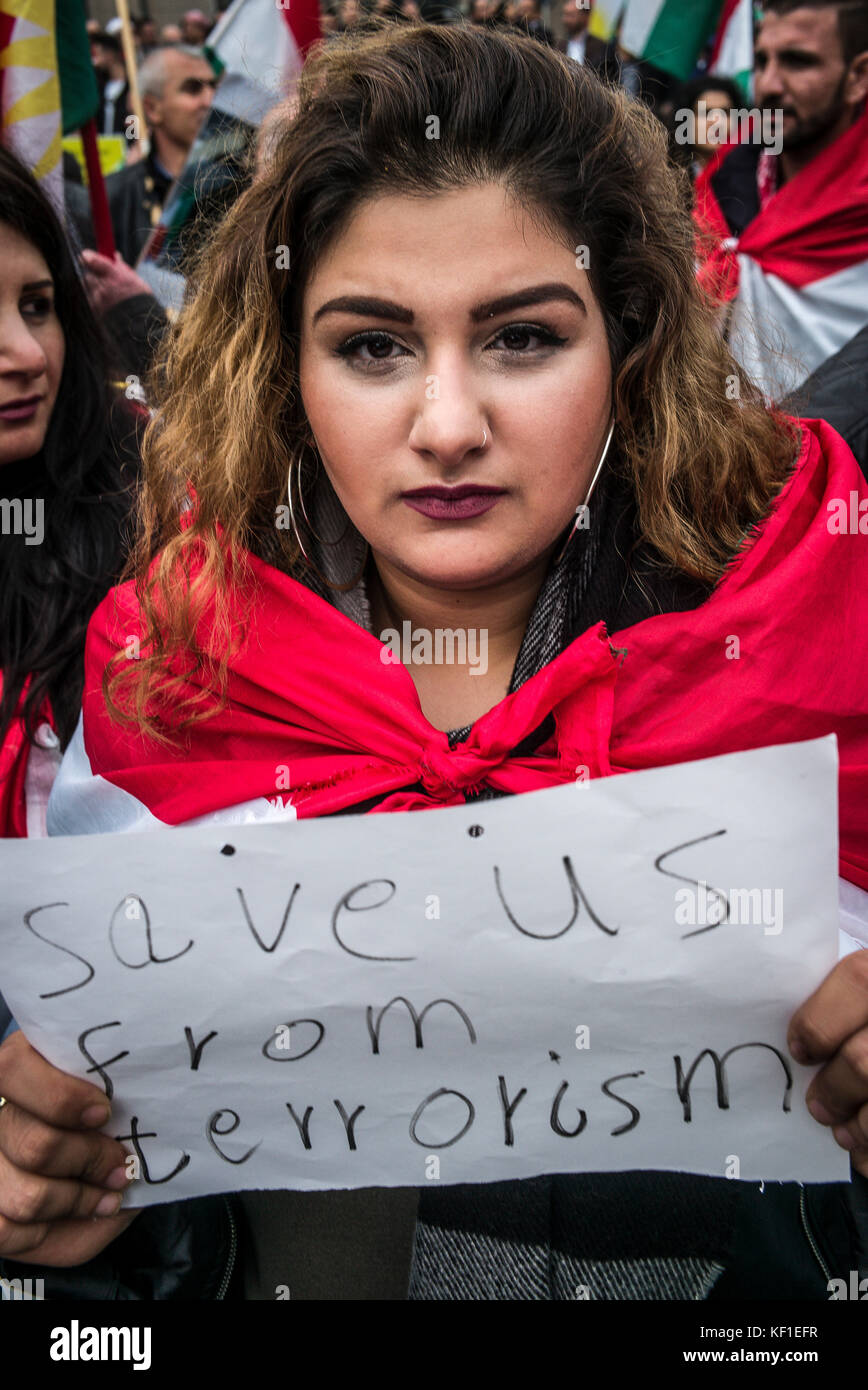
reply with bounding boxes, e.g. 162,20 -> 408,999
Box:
788,951 -> 868,1176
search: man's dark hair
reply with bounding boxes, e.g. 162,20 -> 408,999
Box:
91,30 -> 123,55
761,1 -> 868,64
677,75 -> 746,115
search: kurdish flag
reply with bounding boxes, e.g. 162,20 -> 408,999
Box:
620,0 -> 724,80
588,1 -> 625,41
0,0 -> 62,199
0,0 -> 98,206
56,0 -> 98,136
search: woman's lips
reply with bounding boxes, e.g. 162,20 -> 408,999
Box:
0,396 -> 42,422
401,486 -> 506,521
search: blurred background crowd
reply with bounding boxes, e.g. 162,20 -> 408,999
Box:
30,0 -> 859,432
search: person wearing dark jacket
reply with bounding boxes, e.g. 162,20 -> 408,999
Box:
783,322 -> 868,474
0,149 -> 143,815
514,0 -> 556,45
90,31 -> 132,137
557,1 -> 618,79
105,45 -> 217,266
80,251 -> 170,385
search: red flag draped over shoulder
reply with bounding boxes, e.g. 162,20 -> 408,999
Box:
694,108 -> 868,397
0,676 -> 53,837
81,417 -> 868,891
695,104 -> 868,303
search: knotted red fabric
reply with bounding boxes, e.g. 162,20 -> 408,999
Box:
76,417 -> 868,888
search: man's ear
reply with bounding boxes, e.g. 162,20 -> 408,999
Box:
846,49 -> 868,106
142,93 -> 161,130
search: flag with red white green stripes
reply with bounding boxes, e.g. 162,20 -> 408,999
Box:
709,0 -> 755,101
619,0 -> 725,81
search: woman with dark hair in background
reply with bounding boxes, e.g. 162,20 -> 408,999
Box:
665,75 -> 748,181
0,147 -> 141,838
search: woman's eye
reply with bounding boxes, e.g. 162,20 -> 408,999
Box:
21,295 -> 54,320
335,331 -> 410,366
333,323 -> 567,369
489,323 -> 568,354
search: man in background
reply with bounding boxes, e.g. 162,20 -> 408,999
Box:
696,0 -> 868,400
181,10 -> 214,44
134,17 -> 160,60
558,1 -> 618,77
514,0 -> 556,45
105,46 -> 217,266
90,28 -> 131,136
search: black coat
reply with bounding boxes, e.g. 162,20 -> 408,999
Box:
105,156 -> 172,268
97,77 -> 132,137
783,323 -> 868,475
0,1196 -> 242,1300
557,32 -> 619,80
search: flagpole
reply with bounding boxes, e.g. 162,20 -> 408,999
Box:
81,117 -> 117,258
115,0 -> 148,150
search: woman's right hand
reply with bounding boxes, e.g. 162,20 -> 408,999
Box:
0,1030 -> 138,1267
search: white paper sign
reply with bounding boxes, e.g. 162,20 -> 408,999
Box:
0,737 -> 848,1204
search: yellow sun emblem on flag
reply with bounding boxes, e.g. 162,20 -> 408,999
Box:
0,0 -> 62,187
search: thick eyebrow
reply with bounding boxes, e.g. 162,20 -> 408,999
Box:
312,295 -> 413,326
311,281 -> 586,327
756,45 -> 822,63
471,282 -> 587,322
22,279 -> 53,292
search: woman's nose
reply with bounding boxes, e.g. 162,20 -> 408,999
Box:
0,312 -> 47,379
408,364 -> 489,467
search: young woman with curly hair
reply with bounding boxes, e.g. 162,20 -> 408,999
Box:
1,25 -> 867,1301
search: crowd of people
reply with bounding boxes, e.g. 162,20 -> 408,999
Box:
71,2 -> 868,422
0,1 -> 867,1306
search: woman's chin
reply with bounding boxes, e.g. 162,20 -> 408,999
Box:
0,423 -> 48,469
386,550 -> 541,591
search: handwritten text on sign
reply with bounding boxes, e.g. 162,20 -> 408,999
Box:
0,737 -> 847,1203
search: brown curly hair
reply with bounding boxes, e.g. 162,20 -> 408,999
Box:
106,22 -> 798,737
